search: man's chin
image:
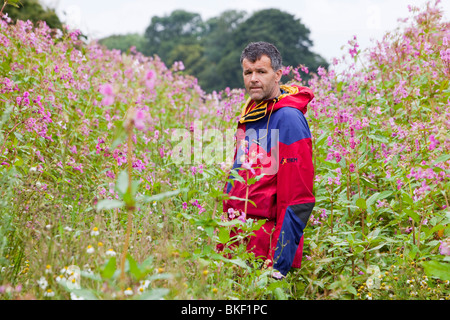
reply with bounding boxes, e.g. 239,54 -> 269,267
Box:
249,93 -> 265,102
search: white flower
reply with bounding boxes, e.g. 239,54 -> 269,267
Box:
55,275 -> 65,283
366,278 -> 374,289
67,275 -> 81,289
124,287 -> 133,296
70,292 -> 85,300
37,276 -> 48,290
90,227 -> 99,236
139,280 -> 150,290
86,245 -> 95,254
45,265 -> 52,274
44,289 -> 55,297
64,226 -> 73,232
106,249 -> 116,256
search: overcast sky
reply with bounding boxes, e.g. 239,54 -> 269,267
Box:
40,0 -> 450,63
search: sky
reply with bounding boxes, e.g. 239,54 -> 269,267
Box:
39,0 -> 450,63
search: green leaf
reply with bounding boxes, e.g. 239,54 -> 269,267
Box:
368,134 -> 388,143
225,195 -> 256,207
96,199 -> 124,211
101,257 -> 117,279
433,154 -> 450,165
228,169 -> 246,184
116,170 -> 129,195
68,288 -> 98,300
218,227 -> 230,244
139,189 -> 185,203
356,198 -> 367,210
246,173 -> 266,186
209,253 -> 250,270
378,190 -> 393,200
7,0 -> 22,8
366,193 -> 379,208
148,273 -> 173,281
346,285 -> 357,296
110,122 -> 127,150
404,208 -> 420,223
136,288 -> 170,300
127,254 -> 142,280
422,260 -> 450,281
273,287 -> 288,300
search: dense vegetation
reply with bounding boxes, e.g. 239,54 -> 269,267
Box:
3,0 -> 63,30
100,8 -> 329,93
0,0 -> 449,300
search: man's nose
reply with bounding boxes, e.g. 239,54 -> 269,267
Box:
250,72 -> 259,82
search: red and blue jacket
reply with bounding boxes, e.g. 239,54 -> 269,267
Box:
223,84 -> 315,276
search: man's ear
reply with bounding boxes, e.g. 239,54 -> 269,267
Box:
275,69 -> 283,83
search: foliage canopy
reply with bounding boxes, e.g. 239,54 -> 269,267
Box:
101,8 -> 329,92
3,0 -> 62,30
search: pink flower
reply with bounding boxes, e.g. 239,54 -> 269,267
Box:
134,109 -> 146,131
439,239 -> 450,256
145,70 -> 156,89
228,208 -> 236,219
349,163 -> 355,172
99,84 -> 114,106
237,211 -> 246,223
242,160 -> 255,175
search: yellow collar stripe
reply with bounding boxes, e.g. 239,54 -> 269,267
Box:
239,85 -> 299,124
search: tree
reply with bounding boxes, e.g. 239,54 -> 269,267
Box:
142,8 -> 329,92
98,33 -> 146,54
3,0 -> 63,30
216,8 -> 329,90
143,10 -> 205,66
202,10 -> 247,63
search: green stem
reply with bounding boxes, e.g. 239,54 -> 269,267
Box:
0,1 -> 8,16
244,170 -> 249,215
120,127 -> 135,284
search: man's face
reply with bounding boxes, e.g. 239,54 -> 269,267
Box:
242,55 -> 283,104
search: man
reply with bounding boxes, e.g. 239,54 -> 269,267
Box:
222,42 -> 315,278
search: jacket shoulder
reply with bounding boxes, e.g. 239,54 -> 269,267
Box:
271,107 -> 312,145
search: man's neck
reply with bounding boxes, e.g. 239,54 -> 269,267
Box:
254,86 -> 281,105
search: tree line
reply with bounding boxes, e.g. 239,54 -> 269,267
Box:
4,0 -> 63,30
4,1 -> 329,92
100,9 -> 329,92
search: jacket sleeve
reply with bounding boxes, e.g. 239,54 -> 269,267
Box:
270,107 -> 315,276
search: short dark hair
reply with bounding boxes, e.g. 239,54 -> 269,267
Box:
240,42 -> 283,71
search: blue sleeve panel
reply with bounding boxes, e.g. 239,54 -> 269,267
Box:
269,107 -> 312,146
273,202 -> 315,276
226,107 -> 311,194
